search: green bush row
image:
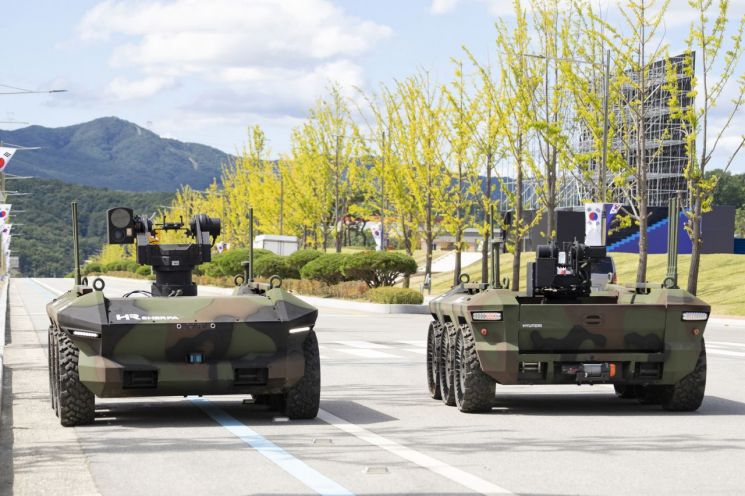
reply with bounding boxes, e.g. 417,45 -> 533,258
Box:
367,287 -> 424,304
299,251 -> 418,287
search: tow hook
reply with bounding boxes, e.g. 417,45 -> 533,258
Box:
562,363 -> 616,383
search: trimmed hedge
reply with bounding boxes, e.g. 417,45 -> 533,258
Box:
135,265 -> 152,276
367,287 -> 423,304
300,253 -> 350,285
287,249 -> 322,271
254,254 -> 300,279
202,248 -> 273,277
83,262 -> 102,274
342,251 -> 418,287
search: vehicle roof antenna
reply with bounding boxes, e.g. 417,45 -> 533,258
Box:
71,201 -> 82,286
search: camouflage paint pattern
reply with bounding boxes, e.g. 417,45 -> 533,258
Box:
46,285 -> 317,398
429,283 -> 709,386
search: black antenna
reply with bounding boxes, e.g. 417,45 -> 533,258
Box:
248,207 -> 254,282
71,202 -> 82,286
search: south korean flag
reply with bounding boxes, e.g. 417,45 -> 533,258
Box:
0,204 -> 10,224
0,147 -> 16,172
585,202 -> 604,246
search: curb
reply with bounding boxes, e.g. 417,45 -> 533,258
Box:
101,275 -> 431,315
295,294 -> 430,315
0,278 -> 9,427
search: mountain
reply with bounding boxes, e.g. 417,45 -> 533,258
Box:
0,117 -> 231,192
9,178 -> 171,277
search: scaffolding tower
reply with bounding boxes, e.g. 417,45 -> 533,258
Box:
570,52 -> 694,208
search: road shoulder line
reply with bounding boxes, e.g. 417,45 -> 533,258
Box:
193,399 -> 354,496
317,408 -> 512,495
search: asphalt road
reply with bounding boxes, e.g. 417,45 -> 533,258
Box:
2,277 -> 745,496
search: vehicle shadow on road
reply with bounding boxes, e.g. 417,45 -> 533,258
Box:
488,393 -> 745,416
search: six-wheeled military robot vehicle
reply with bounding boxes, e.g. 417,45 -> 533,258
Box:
47,203 -> 320,426
427,200 -> 710,413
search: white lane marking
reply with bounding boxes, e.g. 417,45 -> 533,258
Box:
194,399 -> 354,496
334,348 -> 400,359
317,409 -> 512,495
708,349 -> 745,358
335,340 -> 390,349
708,341 -> 745,349
398,340 -> 426,347
31,278 -> 65,297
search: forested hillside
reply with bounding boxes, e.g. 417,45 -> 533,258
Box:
10,178 -> 171,276
0,117 -> 230,191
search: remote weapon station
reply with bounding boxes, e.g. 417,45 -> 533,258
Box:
427,200 -> 709,413
46,203 -> 320,426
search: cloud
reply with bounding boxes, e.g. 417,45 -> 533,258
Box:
106,76 -> 175,100
431,0 -> 460,14
77,0 -> 391,111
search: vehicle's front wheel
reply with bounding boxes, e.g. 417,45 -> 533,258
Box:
438,323 -> 456,406
57,331 -> 95,427
426,321 -> 442,400
660,343 -> 707,412
283,330 -> 321,419
453,325 -> 495,413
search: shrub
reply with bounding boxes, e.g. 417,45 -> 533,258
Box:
327,280 -> 369,300
254,254 -> 300,279
300,253 -> 350,284
135,265 -> 152,276
367,287 -> 423,304
124,261 -> 139,272
281,278 -> 328,296
207,248 -> 273,277
104,260 -> 127,272
287,249 -> 322,271
83,262 -> 102,274
342,251 -> 418,287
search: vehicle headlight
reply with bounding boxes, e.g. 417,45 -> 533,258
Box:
472,311 -> 502,321
682,311 -> 708,321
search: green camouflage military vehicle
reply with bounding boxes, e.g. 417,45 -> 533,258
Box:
47,204 -> 320,426
426,206 -> 709,413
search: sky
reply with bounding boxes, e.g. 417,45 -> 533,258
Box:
2,0 -> 745,171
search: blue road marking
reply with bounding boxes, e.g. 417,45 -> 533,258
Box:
193,398 -> 354,496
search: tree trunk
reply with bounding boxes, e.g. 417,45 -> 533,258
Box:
546,150 -> 556,240
425,192 -> 434,283
401,214 -> 412,288
481,153 -> 492,283
687,195 -> 703,295
512,138 -> 523,291
453,230 -> 462,286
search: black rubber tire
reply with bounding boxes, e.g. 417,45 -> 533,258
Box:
52,327 -> 61,417
57,331 -> 95,427
613,384 -> 637,399
454,325 -> 495,413
661,343 -> 707,412
426,321 -> 442,400
283,330 -> 321,419
438,323 -> 456,406
48,326 -> 57,412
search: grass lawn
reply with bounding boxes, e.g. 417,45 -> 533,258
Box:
404,251 -> 745,317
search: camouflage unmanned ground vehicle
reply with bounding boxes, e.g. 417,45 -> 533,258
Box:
47,204 -> 320,426
427,201 -> 709,413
